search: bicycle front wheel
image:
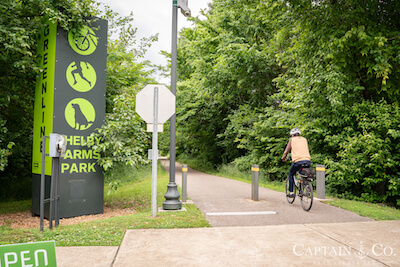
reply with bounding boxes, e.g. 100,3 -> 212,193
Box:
300,180 -> 313,211
285,178 -> 296,204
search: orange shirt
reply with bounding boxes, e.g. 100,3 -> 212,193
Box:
282,136 -> 311,162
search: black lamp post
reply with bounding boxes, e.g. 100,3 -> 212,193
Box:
163,0 -> 191,210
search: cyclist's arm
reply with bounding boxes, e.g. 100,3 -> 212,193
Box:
281,138 -> 292,161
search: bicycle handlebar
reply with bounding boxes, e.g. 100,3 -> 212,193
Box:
282,156 -> 291,162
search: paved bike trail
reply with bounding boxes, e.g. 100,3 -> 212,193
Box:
160,158 -> 373,227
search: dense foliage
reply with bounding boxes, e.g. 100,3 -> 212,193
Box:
0,0 -> 96,200
175,0 -> 400,206
86,8 -> 156,174
0,1 -> 155,200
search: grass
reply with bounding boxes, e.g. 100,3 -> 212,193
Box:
325,198 -> 400,221
0,162 -> 210,246
180,159 -> 400,221
0,204 -> 208,246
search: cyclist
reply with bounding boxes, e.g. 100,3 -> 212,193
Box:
281,128 -> 311,197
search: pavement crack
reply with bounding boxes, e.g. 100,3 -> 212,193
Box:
110,230 -> 126,267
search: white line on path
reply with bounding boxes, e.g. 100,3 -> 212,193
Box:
206,211 -> 277,216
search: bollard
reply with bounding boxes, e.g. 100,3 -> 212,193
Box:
182,164 -> 188,202
251,165 -> 259,201
316,164 -> 326,199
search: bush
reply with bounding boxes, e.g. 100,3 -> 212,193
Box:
87,93 -> 150,172
324,101 -> 400,206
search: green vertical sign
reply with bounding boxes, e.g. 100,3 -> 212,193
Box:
0,241 -> 57,267
32,22 -> 57,176
32,18 -> 108,218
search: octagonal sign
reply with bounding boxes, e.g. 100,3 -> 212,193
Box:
135,84 -> 176,123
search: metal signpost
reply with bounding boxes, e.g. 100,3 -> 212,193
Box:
40,133 -> 67,231
136,84 -> 175,217
151,88 -> 159,218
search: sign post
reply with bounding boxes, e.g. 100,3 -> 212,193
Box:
151,87 -> 158,217
136,84 -> 176,216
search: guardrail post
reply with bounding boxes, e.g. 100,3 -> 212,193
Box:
316,164 -> 326,199
182,164 -> 188,202
251,165 -> 259,201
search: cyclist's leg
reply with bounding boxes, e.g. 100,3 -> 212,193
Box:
288,163 -> 297,193
289,162 -> 305,191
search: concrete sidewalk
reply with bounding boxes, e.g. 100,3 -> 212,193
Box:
114,220 -> 400,267
55,159 -> 400,266
57,220 -> 400,266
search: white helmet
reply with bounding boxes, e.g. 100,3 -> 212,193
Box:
290,128 -> 301,136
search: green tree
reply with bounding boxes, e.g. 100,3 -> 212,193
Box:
175,0 -> 283,166
176,0 -> 400,206
0,120 -> 14,171
0,0 -> 96,200
86,8 -> 158,174
275,0 -> 400,204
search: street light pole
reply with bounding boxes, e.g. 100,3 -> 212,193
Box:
163,0 -> 190,210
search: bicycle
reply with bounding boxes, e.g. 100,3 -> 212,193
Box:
285,161 -> 314,211
75,28 -> 98,52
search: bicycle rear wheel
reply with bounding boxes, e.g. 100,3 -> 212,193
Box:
300,180 -> 313,211
285,178 -> 296,204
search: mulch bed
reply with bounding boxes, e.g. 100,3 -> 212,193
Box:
0,207 -> 135,229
